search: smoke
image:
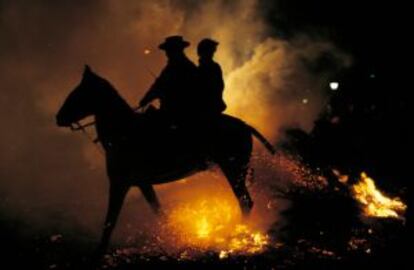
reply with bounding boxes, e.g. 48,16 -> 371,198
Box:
0,0 -> 350,246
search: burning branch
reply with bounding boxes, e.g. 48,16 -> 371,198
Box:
352,172 -> 407,219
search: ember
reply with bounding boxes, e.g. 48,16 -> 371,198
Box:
165,197 -> 269,257
352,172 -> 406,219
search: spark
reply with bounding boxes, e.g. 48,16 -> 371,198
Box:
165,198 -> 269,257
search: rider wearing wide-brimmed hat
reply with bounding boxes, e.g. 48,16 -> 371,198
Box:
139,35 -> 198,120
158,35 -> 190,50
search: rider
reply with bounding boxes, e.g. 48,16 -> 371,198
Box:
197,38 -> 227,117
139,35 -> 198,122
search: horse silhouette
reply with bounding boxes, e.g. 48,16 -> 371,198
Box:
56,65 -> 275,255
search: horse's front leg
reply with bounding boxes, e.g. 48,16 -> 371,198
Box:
96,181 -> 129,256
138,184 -> 162,215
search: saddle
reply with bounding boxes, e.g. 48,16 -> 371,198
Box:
126,107 -> 213,166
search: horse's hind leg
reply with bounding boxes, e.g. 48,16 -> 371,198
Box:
97,182 -> 128,256
220,161 -> 253,217
138,184 -> 162,215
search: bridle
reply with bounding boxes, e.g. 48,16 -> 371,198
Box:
68,105 -> 145,154
69,105 -> 144,132
69,121 -> 95,131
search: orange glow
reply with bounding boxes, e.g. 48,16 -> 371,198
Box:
352,172 -> 406,219
165,196 -> 269,257
332,169 -> 349,184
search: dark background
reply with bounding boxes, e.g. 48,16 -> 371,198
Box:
272,1 -> 411,267
0,0 -> 410,269
269,0 -> 411,201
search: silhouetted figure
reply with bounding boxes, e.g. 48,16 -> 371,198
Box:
56,66 -> 275,258
197,38 -> 227,116
139,36 -> 198,121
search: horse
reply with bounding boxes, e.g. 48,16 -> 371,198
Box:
56,65 -> 275,255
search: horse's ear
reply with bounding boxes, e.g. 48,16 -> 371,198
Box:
82,65 -> 94,81
84,65 -> 92,74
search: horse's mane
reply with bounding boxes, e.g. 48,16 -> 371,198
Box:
86,68 -> 133,115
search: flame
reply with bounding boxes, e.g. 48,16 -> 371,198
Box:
352,172 -> 406,219
165,197 -> 269,257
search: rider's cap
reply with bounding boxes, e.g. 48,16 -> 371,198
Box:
197,38 -> 219,53
159,36 -> 190,50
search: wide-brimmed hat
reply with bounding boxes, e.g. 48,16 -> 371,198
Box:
158,35 -> 190,50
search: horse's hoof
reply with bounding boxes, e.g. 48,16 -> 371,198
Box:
83,253 -> 103,270
155,209 -> 167,220
89,247 -> 107,268
241,201 -> 253,219
242,210 -> 251,218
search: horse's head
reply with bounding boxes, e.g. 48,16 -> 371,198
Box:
56,65 -> 102,127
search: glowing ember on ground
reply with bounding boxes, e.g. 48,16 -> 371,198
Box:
352,172 -> 406,219
332,169 -> 349,183
165,197 -> 269,257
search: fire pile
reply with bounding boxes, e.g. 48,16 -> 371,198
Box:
103,194 -> 272,268
351,172 -> 407,219
164,197 -> 269,259
331,169 -> 407,220
102,199 -> 270,268
102,156 -> 407,269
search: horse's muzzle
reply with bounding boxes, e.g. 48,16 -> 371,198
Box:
56,114 -> 71,127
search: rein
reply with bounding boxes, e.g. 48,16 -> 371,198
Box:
70,121 -> 96,131
70,121 -> 104,156
69,105 -> 144,152
70,105 -> 143,131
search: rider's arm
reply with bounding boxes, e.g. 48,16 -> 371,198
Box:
139,70 -> 167,107
140,83 -> 160,107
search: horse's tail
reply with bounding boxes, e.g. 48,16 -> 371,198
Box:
246,124 -> 276,155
